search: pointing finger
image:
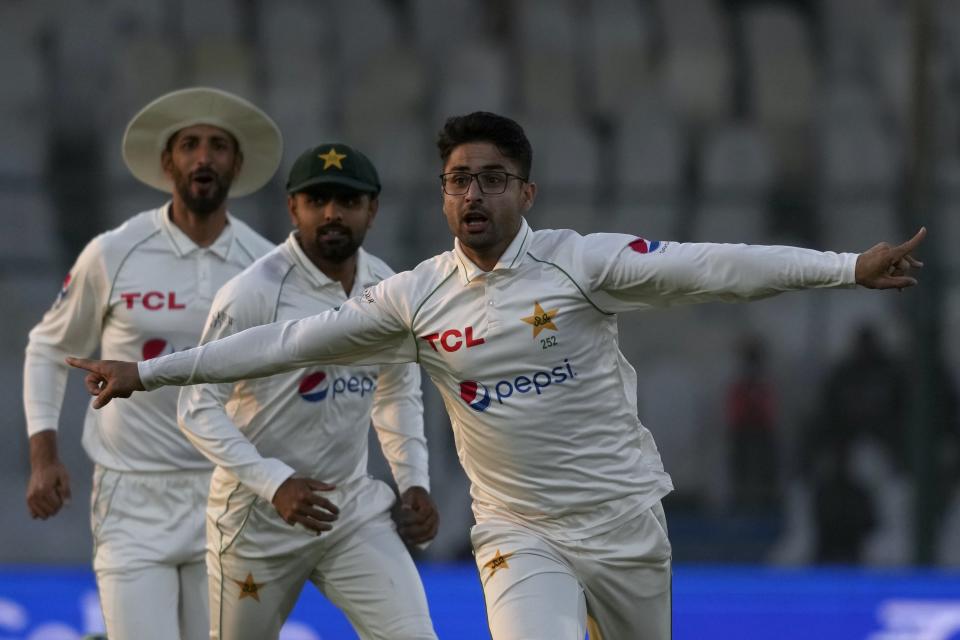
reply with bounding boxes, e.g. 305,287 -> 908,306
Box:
894,227 -> 926,257
65,357 -> 98,374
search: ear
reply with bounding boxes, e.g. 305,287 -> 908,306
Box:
521,181 -> 537,212
366,196 -> 379,229
161,150 -> 173,179
233,150 -> 244,177
287,195 -> 299,227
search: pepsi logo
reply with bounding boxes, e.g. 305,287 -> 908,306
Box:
297,371 -> 377,402
298,372 -> 329,402
460,380 -> 491,412
459,359 -> 577,412
142,338 -> 170,360
628,238 -> 661,254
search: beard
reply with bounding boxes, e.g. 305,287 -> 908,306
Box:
313,222 -> 364,263
172,166 -> 234,216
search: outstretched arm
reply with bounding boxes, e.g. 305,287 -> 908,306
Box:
577,227 -> 927,312
67,282 -> 416,407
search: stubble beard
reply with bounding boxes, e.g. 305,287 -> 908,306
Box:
314,223 -> 363,263
173,169 -> 233,216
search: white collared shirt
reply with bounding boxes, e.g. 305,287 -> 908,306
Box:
177,233 -> 429,502
24,205 -> 274,471
142,219 -> 857,536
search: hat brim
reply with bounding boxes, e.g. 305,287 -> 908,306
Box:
287,175 -> 380,195
122,87 -> 282,198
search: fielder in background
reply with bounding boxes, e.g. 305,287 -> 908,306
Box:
68,112 -> 925,640
179,143 -> 438,639
25,87 -> 281,640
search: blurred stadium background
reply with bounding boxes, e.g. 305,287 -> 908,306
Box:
1,0 -> 959,638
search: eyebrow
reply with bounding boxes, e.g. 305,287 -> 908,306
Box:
447,163 -> 508,172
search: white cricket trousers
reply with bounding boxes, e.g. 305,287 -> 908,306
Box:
91,465 -> 211,640
472,501 -> 673,640
207,475 -> 436,640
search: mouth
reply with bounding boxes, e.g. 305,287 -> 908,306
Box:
317,225 -> 351,243
191,171 -> 218,188
462,210 -> 489,233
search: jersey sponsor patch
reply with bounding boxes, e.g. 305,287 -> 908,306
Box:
421,326 -> 485,352
628,237 -> 663,254
142,338 -> 171,360
119,291 -> 187,310
459,380 -> 491,411
459,358 -> 577,412
142,338 -> 195,359
298,370 -> 376,402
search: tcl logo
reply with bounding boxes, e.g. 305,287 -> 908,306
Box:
120,291 -> 186,310
421,327 -> 485,353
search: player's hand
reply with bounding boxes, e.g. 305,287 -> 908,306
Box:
26,432 -> 72,520
855,227 -> 926,290
65,357 -> 144,409
272,477 -> 340,535
392,486 -> 439,546
27,461 -> 71,519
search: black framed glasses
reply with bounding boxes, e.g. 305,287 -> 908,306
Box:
439,171 -> 527,195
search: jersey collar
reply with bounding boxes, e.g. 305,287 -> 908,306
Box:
453,217 -> 532,284
158,204 -> 235,260
286,231 -> 370,295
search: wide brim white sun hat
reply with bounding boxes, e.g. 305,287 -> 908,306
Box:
122,87 -> 283,197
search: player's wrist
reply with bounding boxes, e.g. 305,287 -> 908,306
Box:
28,430 -> 61,466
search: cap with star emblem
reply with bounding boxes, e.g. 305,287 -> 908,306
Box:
286,143 -> 381,195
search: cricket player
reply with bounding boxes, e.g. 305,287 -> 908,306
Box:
68,112 -> 925,640
25,87 -> 281,639
181,143 -> 438,639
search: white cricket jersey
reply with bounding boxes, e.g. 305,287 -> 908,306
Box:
24,206 -> 274,471
141,219 -> 857,537
177,233 -> 429,502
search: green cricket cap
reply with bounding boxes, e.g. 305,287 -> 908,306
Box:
286,143 -> 381,195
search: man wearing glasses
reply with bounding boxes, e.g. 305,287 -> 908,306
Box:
69,111 -> 925,639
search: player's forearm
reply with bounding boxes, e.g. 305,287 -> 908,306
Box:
23,348 -> 70,436
177,386 -> 296,501
140,318 -> 319,389
607,243 -> 858,303
375,425 -> 430,493
140,303 -> 409,391
29,430 -> 61,467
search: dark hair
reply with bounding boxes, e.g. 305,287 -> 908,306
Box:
437,112 -> 533,179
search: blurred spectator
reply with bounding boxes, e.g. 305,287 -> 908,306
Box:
812,441 -> 877,563
725,335 -> 779,512
817,324 -> 907,472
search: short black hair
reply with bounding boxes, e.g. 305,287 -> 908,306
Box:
437,112 -> 533,179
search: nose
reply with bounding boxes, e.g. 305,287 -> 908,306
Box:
194,140 -> 214,166
464,175 -> 484,201
321,200 -> 343,221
